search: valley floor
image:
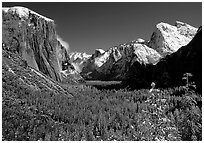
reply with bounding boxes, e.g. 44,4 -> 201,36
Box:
2,79 -> 202,141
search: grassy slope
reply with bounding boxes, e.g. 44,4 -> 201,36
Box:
2,50 -> 202,141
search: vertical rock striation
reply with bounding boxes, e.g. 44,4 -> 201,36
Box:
2,6 -> 64,81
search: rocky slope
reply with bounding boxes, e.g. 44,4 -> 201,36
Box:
2,6 -> 82,83
2,48 -> 73,97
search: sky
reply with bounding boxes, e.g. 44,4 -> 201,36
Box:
2,2 -> 202,54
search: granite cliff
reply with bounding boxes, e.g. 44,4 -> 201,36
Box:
2,6 -> 76,83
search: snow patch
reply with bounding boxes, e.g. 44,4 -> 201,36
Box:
69,52 -> 91,61
94,51 -> 110,67
95,49 -> 105,54
136,38 -> 145,43
133,43 -> 161,64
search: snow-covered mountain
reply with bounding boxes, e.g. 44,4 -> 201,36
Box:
153,26 -> 202,88
80,39 -> 161,80
124,27 -> 202,90
78,21 -> 197,80
69,52 -> 92,73
3,6 -> 198,83
148,21 -> 197,56
69,52 -> 92,62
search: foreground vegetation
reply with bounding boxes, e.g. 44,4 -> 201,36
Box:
2,77 -> 202,141
2,47 -> 202,141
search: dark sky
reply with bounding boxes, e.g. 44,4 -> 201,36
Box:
2,2 -> 202,54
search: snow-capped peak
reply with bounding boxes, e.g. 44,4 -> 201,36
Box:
148,21 -> 197,56
2,6 -> 53,22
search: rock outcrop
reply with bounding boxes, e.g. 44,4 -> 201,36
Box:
2,6 -> 69,82
148,21 -> 197,56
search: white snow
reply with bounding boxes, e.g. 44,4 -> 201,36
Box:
69,52 -> 91,61
82,53 -> 92,59
149,21 -> 197,56
136,38 -> 145,43
95,49 -> 105,54
111,47 -> 122,62
133,43 -> 161,64
2,6 -> 53,22
94,46 -> 123,67
94,51 -> 110,67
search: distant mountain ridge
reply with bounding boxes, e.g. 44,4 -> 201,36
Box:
73,21 -> 198,81
123,26 -> 202,90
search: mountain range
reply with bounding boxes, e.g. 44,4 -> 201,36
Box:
2,6 -> 202,91
70,20 -> 200,89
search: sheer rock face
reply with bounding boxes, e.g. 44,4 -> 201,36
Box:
148,21 -> 197,56
2,6 -> 64,81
